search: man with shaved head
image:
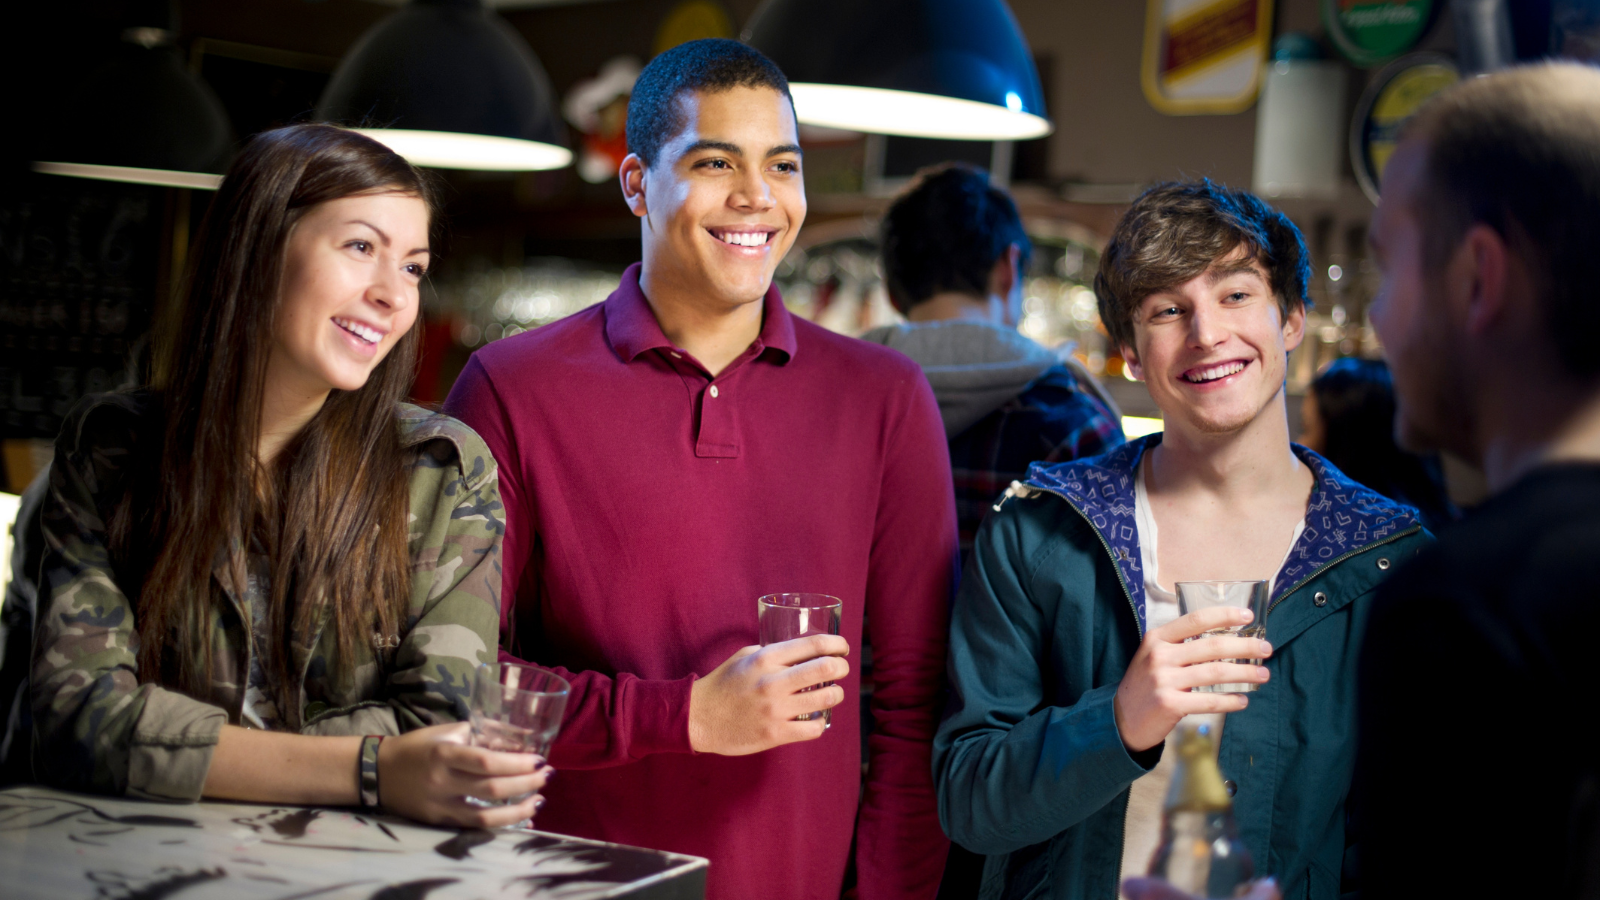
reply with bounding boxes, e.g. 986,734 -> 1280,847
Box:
1358,62 -> 1600,897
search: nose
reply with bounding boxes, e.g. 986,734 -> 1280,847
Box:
367,261 -> 415,314
1187,302 -> 1226,350
729,165 -> 775,212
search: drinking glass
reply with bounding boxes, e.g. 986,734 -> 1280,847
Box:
1174,580 -> 1269,693
757,593 -> 842,726
466,662 -> 569,808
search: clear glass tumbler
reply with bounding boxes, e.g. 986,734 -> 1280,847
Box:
1174,580 -> 1269,693
467,662 -> 569,808
757,593 -> 842,726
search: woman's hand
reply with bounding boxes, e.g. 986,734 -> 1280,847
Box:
378,722 -> 551,828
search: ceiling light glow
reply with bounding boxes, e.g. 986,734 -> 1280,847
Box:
788,84 -> 1052,141
32,161 -> 224,190
351,129 -> 573,171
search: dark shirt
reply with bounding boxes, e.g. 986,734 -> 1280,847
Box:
443,264 -> 958,900
947,364 -> 1123,554
1357,464 -> 1600,899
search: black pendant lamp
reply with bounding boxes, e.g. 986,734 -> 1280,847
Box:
743,0 -> 1051,141
33,2 -> 231,190
316,0 -> 570,171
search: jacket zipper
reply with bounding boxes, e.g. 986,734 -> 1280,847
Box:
1266,523 -> 1423,618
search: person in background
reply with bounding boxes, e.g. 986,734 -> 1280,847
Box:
1358,62 -> 1600,898
934,179 -> 1430,900
1300,357 -> 1458,532
443,39 -> 956,900
29,124 -> 541,826
861,164 -> 1124,557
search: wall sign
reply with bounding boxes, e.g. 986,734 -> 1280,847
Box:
1142,0 -> 1274,115
1350,52 -> 1459,202
1325,0 -> 1436,67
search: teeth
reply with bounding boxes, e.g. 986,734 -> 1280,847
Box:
1187,361 -> 1246,383
334,317 -> 381,344
718,231 -> 768,247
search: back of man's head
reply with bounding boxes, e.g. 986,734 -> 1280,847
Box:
625,38 -> 793,170
1404,62 -> 1600,379
879,164 -> 1031,315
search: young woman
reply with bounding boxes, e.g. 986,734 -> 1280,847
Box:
31,124 -> 545,827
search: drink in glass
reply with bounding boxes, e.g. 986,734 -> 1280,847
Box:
466,662 -> 569,808
757,593 -> 842,725
1174,580 -> 1269,693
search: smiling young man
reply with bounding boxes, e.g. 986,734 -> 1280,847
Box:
933,180 -> 1429,900
443,39 -> 956,900
1355,63 -> 1600,899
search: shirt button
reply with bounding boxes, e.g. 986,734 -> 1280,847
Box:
709,385 -> 719,398
670,351 -> 682,359
1224,779 -> 1237,797
1377,557 -> 1391,570
1313,591 -> 1329,607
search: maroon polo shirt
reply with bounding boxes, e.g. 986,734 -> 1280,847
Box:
443,264 -> 956,900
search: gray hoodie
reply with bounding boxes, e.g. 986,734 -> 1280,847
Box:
860,320 -> 1088,438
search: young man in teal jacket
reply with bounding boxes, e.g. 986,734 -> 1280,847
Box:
934,180 -> 1429,900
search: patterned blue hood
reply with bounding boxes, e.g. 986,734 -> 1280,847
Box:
1014,433 -> 1421,631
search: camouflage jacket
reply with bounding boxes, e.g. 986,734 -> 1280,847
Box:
31,391 -> 504,802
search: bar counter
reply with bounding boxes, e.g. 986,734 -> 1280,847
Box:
0,785 -> 707,899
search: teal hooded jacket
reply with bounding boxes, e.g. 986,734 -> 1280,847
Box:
934,435 -> 1431,900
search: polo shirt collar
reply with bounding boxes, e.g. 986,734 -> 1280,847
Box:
605,262 -> 797,365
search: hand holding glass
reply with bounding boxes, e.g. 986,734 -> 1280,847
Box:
467,662 -> 568,808
1174,580 -> 1269,693
757,593 -> 842,726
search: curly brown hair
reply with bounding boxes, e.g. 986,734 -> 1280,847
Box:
1093,179 -> 1311,352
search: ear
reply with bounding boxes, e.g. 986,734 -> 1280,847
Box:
619,153 -> 648,218
1457,224 -> 1510,337
1281,299 -> 1307,353
988,243 -> 1022,299
1121,343 -> 1144,381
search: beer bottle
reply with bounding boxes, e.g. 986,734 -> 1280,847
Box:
1148,717 -> 1254,898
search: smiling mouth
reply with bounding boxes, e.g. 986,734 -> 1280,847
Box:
1183,360 -> 1248,384
709,229 -> 775,248
333,317 -> 383,345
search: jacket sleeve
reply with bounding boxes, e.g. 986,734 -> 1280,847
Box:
934,499 -> 1156,854
31,400 -> 227,801
443,355 -> 696,767
854,372 -> 958,900
303,429 -> 505,735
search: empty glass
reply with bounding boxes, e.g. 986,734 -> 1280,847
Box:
466,662 -> 569,808
1175,580 -> 1269,693
757,593 -> 842,725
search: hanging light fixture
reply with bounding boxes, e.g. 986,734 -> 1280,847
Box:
316,0 -> 571,171
743,0 -> 1051,141
32,9 -> 232,190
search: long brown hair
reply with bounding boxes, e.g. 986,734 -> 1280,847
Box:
116,124 -> 438,707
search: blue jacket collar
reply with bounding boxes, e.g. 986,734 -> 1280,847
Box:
1021,433 -> 1420,631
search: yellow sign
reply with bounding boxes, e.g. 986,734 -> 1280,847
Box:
1142,0 -> 1273,115
654,0 -> 734,57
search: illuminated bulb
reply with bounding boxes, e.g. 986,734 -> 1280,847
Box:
351,129 -> 572,171
788,84 -> 1052,141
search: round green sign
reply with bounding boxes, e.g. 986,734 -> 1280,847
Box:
1324,0 -> 1435,67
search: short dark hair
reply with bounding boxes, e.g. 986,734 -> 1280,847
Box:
1094,179 -> 1311,352
879,164 -> 1032,314
1403,62 -> 1600,379
626,38 -> 794,169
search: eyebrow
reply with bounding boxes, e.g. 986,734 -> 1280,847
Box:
1205,259 -> 1265,285
347,219 -> 430,258
678,140 -> 804,159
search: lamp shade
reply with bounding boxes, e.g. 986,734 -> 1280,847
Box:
743,0 -> 1051,141
316,0 -> 570,170
34,29 -> 233,189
